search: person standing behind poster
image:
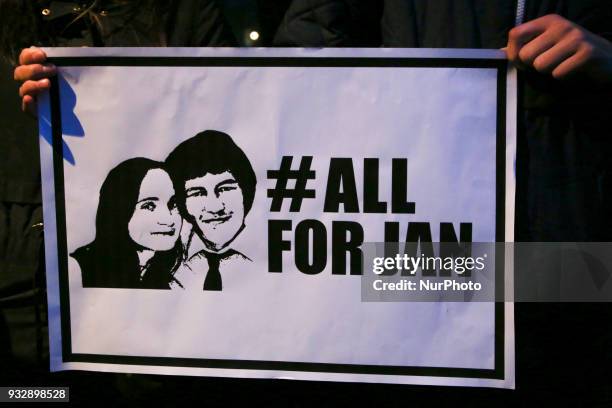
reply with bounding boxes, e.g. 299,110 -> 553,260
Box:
274,0 -> 612,405
0,0 -> 236,400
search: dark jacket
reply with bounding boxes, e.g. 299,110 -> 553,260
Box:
275,0 -> 612,242
72,244 -> 178,289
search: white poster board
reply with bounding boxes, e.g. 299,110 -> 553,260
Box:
39,48 -> 515,388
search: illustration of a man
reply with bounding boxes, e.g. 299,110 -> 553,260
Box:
165,130 -> 257,291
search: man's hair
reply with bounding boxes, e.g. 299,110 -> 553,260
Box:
165,130 -> 257,215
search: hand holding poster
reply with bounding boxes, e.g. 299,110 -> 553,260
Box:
39,48 -> 516,388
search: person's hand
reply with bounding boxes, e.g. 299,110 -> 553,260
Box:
13,47 -> 57,116
506,14 -> 612,83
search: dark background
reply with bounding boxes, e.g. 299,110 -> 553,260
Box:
1,1 -> 611,406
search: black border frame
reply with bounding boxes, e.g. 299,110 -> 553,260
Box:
47,55 -> 507,381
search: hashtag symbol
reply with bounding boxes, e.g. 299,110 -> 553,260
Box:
267,156 -> 316,212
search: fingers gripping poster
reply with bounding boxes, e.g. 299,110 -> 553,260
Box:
39,48 -> 516,388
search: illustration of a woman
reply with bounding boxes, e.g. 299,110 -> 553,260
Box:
71,158 -> 183,289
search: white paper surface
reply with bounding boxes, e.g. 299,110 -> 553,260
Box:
39,48 -> 515,388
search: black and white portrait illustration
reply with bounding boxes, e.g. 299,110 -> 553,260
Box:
71,130 -> 256,291
43,50 -> 511,384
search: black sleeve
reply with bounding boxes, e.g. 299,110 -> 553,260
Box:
567,0 -> 612,41
524,0 -> 612,41
273,0 -> 381,47
166,0 -> 236,46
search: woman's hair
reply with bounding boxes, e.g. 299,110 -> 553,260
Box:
72,157 -> 182,288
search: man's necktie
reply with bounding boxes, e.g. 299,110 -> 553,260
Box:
203,252 -> 222,291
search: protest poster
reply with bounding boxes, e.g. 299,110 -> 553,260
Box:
39,48 -> 516,388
